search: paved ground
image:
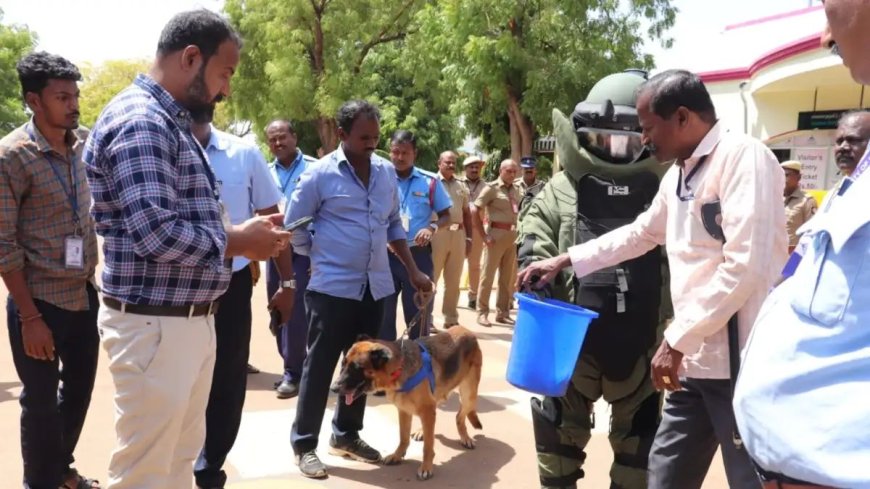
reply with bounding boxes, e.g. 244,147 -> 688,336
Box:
0,265 -> 729,488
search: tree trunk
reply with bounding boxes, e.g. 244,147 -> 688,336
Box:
506,91 -> 534,162
316,117 -> 338,153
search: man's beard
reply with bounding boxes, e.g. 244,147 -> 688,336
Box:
187,67 -> 222,123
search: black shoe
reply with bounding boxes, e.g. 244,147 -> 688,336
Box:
246,363 -> 260,374
468,298 -> 477,310
372,390 -> 386,397
328,435 -> 382,463
296,450 -> 328,479
276,380 -> 299,399
330,380 -> 340,394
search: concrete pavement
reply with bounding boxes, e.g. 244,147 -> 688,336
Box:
0,271 -> 730,488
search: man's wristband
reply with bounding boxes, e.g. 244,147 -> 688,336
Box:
19,312 -> 43,323
280,279 -> 297,289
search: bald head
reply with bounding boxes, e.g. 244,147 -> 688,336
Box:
835,111 -> 870,176
438,151 -> 459,179
499,159 -> 519,184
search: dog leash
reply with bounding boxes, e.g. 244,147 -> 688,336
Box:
399,287 -> 436,340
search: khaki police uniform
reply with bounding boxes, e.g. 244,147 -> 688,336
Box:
783,188 -> 817,253
474,178 -> 520,318
463,177 -> 487,303
431,172 -> 470,325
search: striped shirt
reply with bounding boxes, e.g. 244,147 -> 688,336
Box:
84,74 -> 231,306
0,121 -> 98,311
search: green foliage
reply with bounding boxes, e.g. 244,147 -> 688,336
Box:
0,9 -> 37,135
222,0 -> 460,164
79,59 -> 149,128
410,0 -> 676,155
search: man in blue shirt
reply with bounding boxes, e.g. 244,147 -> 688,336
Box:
84,11 -> 290,489
733,2 -> 870,488
285,100 -> 433,479
190,109 -> 284,489
378,130 -> 451,341
265,119 -> 317,400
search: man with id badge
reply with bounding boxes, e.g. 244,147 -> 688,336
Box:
378,130 -> 451,341
734,2 -> 870,487
84,11 -> 291,489
265,119 -> 317,399
189,108 -> 284,489
1,52 -> 102,489
520,70 -> 786,489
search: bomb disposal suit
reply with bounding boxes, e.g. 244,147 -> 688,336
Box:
517,71 -> 673,489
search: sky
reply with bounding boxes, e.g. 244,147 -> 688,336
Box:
1,0 -> 821,70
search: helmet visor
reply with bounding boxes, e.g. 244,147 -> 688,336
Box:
577,127 -> 646,164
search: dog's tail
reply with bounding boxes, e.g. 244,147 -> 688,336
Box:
468,411 -> 482,430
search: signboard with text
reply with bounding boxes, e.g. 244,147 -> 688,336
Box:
794,147 -> 829,190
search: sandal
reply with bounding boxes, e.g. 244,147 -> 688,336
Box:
60,469 -> 100,489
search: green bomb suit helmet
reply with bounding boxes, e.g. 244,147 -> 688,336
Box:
554,69 -> 666,181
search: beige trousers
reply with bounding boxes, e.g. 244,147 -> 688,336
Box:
432,228 -> 466,324
99,307 -> 217,489
466,227 -> 484,301
477,228 -> 518,316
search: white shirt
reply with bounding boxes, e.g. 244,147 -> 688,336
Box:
568,122 -> 788,379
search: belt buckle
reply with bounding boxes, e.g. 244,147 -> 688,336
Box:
449,223 -> 460,231
510,224 -> 516,231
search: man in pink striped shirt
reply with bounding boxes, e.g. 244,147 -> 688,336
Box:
520,70 -> 787,489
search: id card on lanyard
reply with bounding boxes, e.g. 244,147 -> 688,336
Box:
28,124 -> 85,269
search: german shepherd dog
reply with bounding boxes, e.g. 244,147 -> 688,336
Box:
336,326 -> 483,480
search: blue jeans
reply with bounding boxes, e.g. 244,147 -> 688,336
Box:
378,246 -> 434,341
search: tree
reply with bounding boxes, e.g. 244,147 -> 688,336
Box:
0,9 -> 37,135
79,59 -> 150,128
223,0 -> 451,155
411,0 -> 676,162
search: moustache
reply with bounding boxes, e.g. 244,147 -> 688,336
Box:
68,112 -> 80,118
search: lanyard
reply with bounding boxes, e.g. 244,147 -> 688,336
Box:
279,152 -> 304,194
26,124 -> 81,228
676,155 -> 709,201
851,150 -> 870,181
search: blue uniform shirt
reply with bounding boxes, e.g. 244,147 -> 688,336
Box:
284,145 -> 406,301
396,167 -> 452,244
734,150 -> 870,488
271,149 -> 316,255
205,128 -> 282,272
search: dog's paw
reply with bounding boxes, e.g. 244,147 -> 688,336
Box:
416,465 -> 434,481
383,453 -> 404,465
411,430 -> 424,442
460,435 -> 475,449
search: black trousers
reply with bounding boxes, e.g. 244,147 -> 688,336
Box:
290,286 -> 385,454
194,268 -> 253,488
6,284 -> 99,489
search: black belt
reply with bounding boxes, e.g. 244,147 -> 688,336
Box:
103,297 -> 219,318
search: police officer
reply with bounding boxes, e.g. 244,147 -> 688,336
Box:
431,151 -> 472,328
473,159 -> 521,327
378,130 -> 452,340
462,156 -> 487,310
515,70 -> 669,489
517,155 -> 545,215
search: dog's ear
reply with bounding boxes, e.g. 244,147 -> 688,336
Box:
356,334 -> 372,342
369,347 -> 392,370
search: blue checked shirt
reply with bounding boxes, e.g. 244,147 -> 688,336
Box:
84,75 -> 230,306
284,145 -> 406,301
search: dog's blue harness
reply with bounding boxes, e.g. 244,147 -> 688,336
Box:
397,343 -> 436,394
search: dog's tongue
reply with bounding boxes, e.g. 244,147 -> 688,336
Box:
344,392 -> 355,406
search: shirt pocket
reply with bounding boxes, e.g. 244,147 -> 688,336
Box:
789,219 -> 870,326
408,193 -> 431,218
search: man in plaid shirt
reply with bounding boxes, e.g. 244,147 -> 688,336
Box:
84,10 -> 290,489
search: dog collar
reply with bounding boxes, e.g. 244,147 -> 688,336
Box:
396,343 -> 436,394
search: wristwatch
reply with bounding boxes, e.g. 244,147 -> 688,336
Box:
280,279 -> 297,289
428,223 -> 438,232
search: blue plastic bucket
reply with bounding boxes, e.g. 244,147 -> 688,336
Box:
506,293 -> 599,397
